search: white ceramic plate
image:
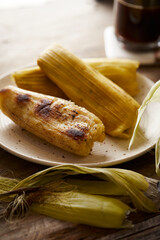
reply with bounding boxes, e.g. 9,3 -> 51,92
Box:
0,67 -> 154,167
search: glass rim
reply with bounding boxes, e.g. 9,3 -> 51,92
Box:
115,0 -> 160,10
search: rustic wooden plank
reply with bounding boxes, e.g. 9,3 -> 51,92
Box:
0,213 -> 72,240
99,214 -> 160,240
0,210 -> 118,240
0,148 -> 46,179
0,209 -> 159,240
126,225 -> 160,240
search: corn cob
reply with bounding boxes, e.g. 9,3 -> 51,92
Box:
11,165 -> 158,213
12,67 -> 67,99
37,44 -> 140,138
12,58 -> 139,97
0,176 -> 131,228
32,191 -> 131,228
0,165 -> 159,227
0,85 -> 105,156
65,178 -> 128,196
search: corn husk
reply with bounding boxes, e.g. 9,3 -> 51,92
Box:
13,58 -> 139,97
7,165 -> 159,212
37,44 -> 140,138
0,165 -> 159,228
128,80 -> 160,176
0,177 -> 19,193
156,137 -> 160,176
31,191 -> 131,228
0,175 -> 131,228
129,80 -> 160,149
12,67 -> 67,99
65,178 -> 128,196
84,58 -> 139,96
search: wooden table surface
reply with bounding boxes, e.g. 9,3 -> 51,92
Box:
0,0 -> 160,239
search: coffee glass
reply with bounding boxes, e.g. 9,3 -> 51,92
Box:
114,0 -> 160,51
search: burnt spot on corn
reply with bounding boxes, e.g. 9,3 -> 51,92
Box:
16,94 -> 30,104
35,99 -> 52,118
79,126 -> 89,133
35,99 -> 83,123
71,110 -> 78,120
35,100 -> 66,120
66,128 -> 86,140
71,114 -> 76,120
51,104 -> 63,119
76,124 -> 89,133
72,110 -> 78,115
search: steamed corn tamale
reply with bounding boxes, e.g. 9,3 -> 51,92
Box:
0,86 -> 105,156
12,67 -> 67,99
12,58 -> 139,97
84,58 -> 139,96
37,44 -> 140,138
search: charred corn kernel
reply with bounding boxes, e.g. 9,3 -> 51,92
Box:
0,86 -> 105,156
84,58 -> 139,96
12,67 -> 67,99
37,44 -> 140,138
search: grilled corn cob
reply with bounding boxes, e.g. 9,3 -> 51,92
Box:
12,58 -> 139,97
37,44 -> 140,138
12,67 -> 67,99
0,86 -> 105,156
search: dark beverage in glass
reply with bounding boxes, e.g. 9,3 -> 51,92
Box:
114,0 -> 160,51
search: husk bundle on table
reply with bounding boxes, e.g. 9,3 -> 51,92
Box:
0,165 -> 159,228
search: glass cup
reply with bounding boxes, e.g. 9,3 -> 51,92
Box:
114,0 -> 160,51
